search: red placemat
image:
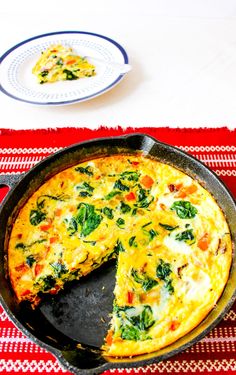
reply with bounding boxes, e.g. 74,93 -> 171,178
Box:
0,127 -> 235,375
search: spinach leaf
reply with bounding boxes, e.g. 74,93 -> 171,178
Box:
113,239 -> 125,254
156,259 -> 175,295
76,182 -> 94,197
26,255 -> 36,267
116,305 -> 155,341
156,259 -> 172,281
131,269 -> 158,292
116,217 -> 125,229
131,269 -> 144,284
36,275 -> 56,292
142,223 -> 158,242
40,70 -> 48,77
102,207 -> 114,219
142,221 -> 152,228
165,279 -> 174,295
171,201 -> 198,219
120,325 -> 141,341
159,223 -> 179,231
142,277 -> 159,292
137,187 -> 147,202
67,203 -> 102,237
104,191 -> 121,200
147,229 -> 158,241
113,179 -> 130,192
131,305 -> 155,330
56,58 -> 63,66
37,198 -> 46,210
76,203 -> 102,237
129,236 -> 138,248
78,191 -> 92,197
67,217 -> 78,236
135,186 -> 154,208
37,194 -> 69,208
15,243 -> 26,250
175,229 -> 195,244
63,69 -> 77,80
15,239 -> 46,251
120,171 -> 140,182
30,194 -> 69,226
120,325 -> 151,341
50,262 -> 68,277
76,182 -> 94,192
75,165 -> 93,176
30,209 -> 46,226
120,201 -> 131,214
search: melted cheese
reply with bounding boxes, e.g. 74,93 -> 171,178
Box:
164,235 -> 192,255
7,154 -> 232,357
182,270 -> 211,300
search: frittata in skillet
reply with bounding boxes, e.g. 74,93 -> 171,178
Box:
32,44 -> 96,84
8,154 -> 232,357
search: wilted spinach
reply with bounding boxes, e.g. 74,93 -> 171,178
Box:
116,217 -> 125,229
50,262 -> 68,277
67,203 -> 102,237
77,203 -> 102,237
134,185 -> 154,208
35,275 -> 56,292
159,223 -> 179,231
75,165 -> 93,176
15,239 -> 46,251
120,201 -> 131,214
113,239 -> 125,254
76,182 -> 94,197
120,171 -> 140,182
171,201 -> 198,219
156,259 -> 172,280
175,229 -> 195,244
156,259 -> 174,295
104,191 -> 121,200
30,194 -> 69,226
129,236 -> 138,248
113,179 -> 130,192
116,305 -> 155,341
102,207 -> 114,219
131,269 -> 158,292
29,210 -> 46,226
26,255 -> 36,267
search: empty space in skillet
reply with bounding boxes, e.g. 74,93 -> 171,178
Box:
39,260 -> 116,348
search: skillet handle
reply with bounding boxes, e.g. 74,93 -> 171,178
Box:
0,173 -> 24,189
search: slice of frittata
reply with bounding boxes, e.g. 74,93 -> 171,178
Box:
32,44 -> 96,84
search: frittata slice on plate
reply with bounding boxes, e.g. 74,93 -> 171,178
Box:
32,44 -> 96,84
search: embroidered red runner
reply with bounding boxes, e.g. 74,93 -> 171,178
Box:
0,127 -> 235,375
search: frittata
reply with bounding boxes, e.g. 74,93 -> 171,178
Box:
32,44 -> 96,84
7,154 -> 232,357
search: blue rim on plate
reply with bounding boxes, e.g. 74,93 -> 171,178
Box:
0,31 -> 129,105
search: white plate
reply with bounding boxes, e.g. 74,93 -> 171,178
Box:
0,31 -> 129,105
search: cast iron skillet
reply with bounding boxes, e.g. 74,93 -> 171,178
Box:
0,133 -> 235,375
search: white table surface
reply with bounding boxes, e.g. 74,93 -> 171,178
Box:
1,0 -> 236,130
